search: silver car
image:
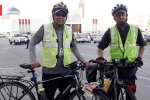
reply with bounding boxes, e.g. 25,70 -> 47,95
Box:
0,33 -> 5,38
93,34 -> 103,43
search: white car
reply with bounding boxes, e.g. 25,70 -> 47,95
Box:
9,33 -> 27,45
93,34 -> 103,43
74,33 -> 85,43
0,33 -> 5,38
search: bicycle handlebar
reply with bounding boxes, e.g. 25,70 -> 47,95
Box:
20,61 -> 86,77
89,59 -> 136,68
61,61 -> 86,77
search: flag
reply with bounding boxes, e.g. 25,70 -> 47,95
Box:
0,4 -> 2,16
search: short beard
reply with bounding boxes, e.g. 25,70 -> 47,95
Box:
57,24 -> 63,28
117,18 -> 127,28
117,22 -> 126,27
53,22 -> 64,29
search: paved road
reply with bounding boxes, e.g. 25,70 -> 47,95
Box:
0,37 -> 150,100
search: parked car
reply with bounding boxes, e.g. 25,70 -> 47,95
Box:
145,35 -> 150,44
74,33 -> 91,43
93,34 -> 103,43
0,33 -> 5,38
82,33 -> 91,43
9,33 -> 27,45
74,33 -> 84,43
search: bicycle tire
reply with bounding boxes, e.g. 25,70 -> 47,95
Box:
91,91 -> 110,100
68,90 -> 86,100
69,89 -> 110,100
107,84 -> 137,100
0,81 -> 36,100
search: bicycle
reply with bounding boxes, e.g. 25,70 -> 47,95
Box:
0,61 -> 87,100
0,60 -> 112,100
89,58 -> 138,100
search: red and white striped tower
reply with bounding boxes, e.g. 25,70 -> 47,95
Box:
93,19 -> 97,34
92,19 -> 94,34
22,19 -> 25,34
0,4 -> 2,16
95,19 -> 98,34
25,19 -> 28,33
28,19 -> 31,33
19,19 -> 22,33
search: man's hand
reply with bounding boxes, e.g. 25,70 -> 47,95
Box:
135,57 -> 143,67
82,61 -> 90,67
96,57 -> 106,64
30,61 -> 40,68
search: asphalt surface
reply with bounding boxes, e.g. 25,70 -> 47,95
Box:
0,37 -> 150,100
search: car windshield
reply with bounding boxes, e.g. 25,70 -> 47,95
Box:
14,34 -> 24,37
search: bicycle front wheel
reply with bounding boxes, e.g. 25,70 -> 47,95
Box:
0,81 -> 36,100
107,84 -> 137,100
69,89 -> 109,100
69,90 -> 86,100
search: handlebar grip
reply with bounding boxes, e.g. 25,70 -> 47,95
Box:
89,59 -> 97,63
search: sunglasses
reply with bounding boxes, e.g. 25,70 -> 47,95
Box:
55,13 -> 67,17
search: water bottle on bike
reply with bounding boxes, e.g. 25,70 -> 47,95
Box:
39,88 -> 48,100
103,78 -> 111,92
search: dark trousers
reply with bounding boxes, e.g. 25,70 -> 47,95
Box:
26,39 -> 29,49
42,73 -> 71,100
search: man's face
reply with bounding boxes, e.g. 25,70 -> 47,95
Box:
114,12 -> 127,27
53,11 -> 67,25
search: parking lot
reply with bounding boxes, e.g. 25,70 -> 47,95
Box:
0,37 -> 150,100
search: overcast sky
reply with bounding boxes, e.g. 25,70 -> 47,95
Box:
1,0 -> 150,19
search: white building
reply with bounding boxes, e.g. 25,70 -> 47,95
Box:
0,6 -> 47,35
0,0 -> 148,36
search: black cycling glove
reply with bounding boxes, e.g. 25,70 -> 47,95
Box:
96,57 -> 105,61
135,57 -> 143,66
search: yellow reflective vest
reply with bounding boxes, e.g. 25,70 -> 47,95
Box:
42,23 -> 72,68
110,25 -> 138,62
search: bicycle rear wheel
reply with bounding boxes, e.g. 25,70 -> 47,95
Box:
0,81 -> 36,100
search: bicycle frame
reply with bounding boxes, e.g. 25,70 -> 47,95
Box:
0,67 -> 84,100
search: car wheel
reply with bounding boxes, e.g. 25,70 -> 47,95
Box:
94,42 -> 96,43
14,41 -> 17,45
87,41 -> 91,43
9,40 -> 12,44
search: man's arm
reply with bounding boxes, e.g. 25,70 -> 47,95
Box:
29,25 -> 44,62
97,48 -> 104,57
70,32 -> 85,62
138,46 -> 145,58
136,28 -> 146,58
97,29 -> 111,57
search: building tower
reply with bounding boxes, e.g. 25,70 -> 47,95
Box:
78,0 -> 84,19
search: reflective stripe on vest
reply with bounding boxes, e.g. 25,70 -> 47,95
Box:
42,23 -> 72,68
109,25 -> 138,62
